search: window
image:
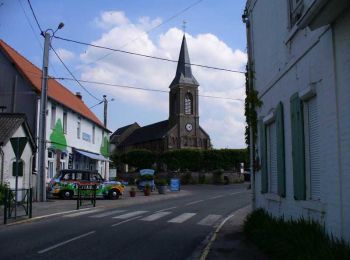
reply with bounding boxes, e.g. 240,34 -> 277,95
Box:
77,117 -> 81,139
60,153 -> 66,170
184,93 -> 193,115
266,122 -> 278,194
92,125 -> 95,144
48,161 -> 54,179
63,111 -> 67,134
289,0 -> 304,27
51,105 -> 56,129
303,97 -> 320,200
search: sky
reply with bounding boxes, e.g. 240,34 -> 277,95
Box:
0,0 -> 247,149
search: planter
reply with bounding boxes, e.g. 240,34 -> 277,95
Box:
129,190 -> 136,197
157,185 -> 167,194
144,189 -> 151,196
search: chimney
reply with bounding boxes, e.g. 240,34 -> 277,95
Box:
75,92 -> 82,100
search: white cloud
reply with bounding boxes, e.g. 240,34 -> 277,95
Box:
95,11 -> 129,29
80,11 -> 247,148
52,48 -> 75,63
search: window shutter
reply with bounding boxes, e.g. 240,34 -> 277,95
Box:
276,102 -> 286,197
259,120 -> 268,193
290,93 -> 306,200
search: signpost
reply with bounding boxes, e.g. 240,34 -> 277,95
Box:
170,178 -> 180,191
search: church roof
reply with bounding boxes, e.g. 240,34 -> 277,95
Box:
120,120 -> 169,146
170,35 -> 199,87
111,122 -> 139,137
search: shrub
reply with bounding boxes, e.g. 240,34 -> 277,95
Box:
198,174 -> 206,184
121,149 -> 156,169
0,183 -> 8,205
244,209 -> 350,260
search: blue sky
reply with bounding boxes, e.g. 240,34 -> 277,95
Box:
0,0 -> 247,148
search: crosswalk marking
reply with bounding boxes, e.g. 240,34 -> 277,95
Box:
90,210 -> 126,218
112,211 -> 148,219
140,211 -> 172,221
168,213 -> 196,223
197,214 -> 222,226
64,209 -> 102,218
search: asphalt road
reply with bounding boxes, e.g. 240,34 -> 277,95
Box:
0,184 -> 251,260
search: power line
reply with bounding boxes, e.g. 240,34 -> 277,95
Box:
50,46 -> 102,102
82,0 -> 204,68
27,0 -> 43,34
53,35 -> 245,74
54,77 -> 244,102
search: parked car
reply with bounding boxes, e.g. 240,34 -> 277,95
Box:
47,169 -> 124,199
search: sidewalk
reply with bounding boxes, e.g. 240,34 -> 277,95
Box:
0,186 -> 190,226
203,205 -> 268,260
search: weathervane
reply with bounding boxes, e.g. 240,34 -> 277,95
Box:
182,20 -> 187,34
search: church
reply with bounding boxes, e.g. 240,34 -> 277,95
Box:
110,35 -> 211,153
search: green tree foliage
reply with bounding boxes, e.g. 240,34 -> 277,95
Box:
121,149 -> 156,169
50,119 -> 67,151
100,136 -> 109,158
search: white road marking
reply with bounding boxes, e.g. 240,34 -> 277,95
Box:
140,211 -> 172,221
155,206 -> 177,213
64,209 -> 102,218
168,213 -> 196,223
112,211 -> 148,219
230,191 -> 246,196
208,195 -> 224,200
90,209 -> 126,218
186,200 -> 204,206
111,216 -> 143,227
38,231 -> 95,254
197,215 -> 222,226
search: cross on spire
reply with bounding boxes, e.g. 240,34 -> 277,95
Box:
182,20 -> 187,34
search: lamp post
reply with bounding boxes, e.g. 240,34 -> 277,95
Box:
37,23 -> 64,202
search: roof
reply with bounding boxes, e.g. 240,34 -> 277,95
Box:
111,122 -> 139,137
120,120 -> 169,146
0,39 -> 108,131
170,35 -> 199,87
0,113 -> 36,150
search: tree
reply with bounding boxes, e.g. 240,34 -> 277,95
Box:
100,136 -> 109,158
50,119 -> 67,151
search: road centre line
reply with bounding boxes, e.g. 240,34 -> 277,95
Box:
38,231 -> 96,254
230,191 -> 247,196
155,206 -> 177,213
208,195 -> 224,200
186,200 -> 204,206
111,216 -> 143,227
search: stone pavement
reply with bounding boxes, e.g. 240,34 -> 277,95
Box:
0,185 -> 190,226
202,204 -> 268,260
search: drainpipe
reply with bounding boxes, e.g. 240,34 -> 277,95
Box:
0,147 -> 4,184
243,8 -> 256,210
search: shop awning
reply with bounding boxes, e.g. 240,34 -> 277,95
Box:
75,149 -> 110,162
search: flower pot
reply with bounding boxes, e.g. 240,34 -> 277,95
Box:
157,185 -> 167,194
144,189 -> 151,196
129,190 -> 136,197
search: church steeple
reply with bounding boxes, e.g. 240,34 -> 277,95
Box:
170,35 -> 199,87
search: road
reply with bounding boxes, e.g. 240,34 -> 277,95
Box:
0,184 -> 251,260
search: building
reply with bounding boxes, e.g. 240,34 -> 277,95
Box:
245,0 -> 350,241
0,113 -> 36,190
111,35 -> 211,153
0,40 -> 111,200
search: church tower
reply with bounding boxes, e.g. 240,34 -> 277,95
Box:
168,35 -> 200,148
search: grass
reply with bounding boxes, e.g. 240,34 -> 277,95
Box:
243,209 -> 350,260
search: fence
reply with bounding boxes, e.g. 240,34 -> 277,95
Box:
3,188 -> 32,224
76,184 -> 97,210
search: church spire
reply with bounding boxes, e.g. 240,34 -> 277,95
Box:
170,34 -> 199,88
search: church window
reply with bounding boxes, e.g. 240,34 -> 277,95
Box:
184,93 -> 193,115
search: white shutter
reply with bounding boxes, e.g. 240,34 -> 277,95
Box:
308,98 -> 321,200
268,122 -> 278,194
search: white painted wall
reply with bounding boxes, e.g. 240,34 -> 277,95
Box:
247,0 -> 350,241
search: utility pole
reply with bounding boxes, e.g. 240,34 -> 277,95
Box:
37,31 -> 50,202
103,95 -> 107,128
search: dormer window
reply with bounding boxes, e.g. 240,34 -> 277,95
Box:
184,93 -> 193,115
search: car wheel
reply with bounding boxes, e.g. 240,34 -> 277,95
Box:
61,190 -> 73,200
109,189 -> 120,200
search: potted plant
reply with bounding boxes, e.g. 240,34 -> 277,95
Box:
129,187 -> 136,197
144,183 -> 151,196
155,179 -> 168,194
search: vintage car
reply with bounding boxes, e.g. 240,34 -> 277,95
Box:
47,169 -> 124,199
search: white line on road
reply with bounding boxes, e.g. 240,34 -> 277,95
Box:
208,195 -> 224,200
155,206 -> 177,213
90,210 -> 126,218
112,211 -> 148,219
140,211 -> 172,221
197,215 -> 222,226
111,216 -> 143,227
186,200 -> 204,206
38,231 -> 95,254
230,191 -> 247,196
168,213 -> 196,223
64,209 -> 102,218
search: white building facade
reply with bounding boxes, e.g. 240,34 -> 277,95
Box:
245,0 -> 350,241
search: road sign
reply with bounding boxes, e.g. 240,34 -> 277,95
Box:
170,178 -> 180,191
10,137 -> 27,159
